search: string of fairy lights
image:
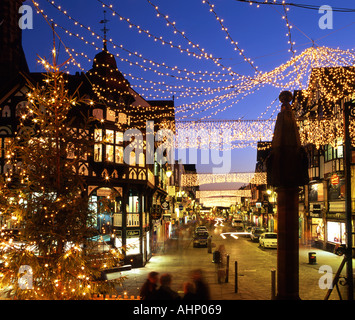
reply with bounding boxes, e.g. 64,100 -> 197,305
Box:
30,0 -> 355,151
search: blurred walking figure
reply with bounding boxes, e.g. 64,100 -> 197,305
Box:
155,273 -> 181,300
217,244 -> 227,283
139,271 -> 159,300
191,269 -> 210,300
182,281 -> 198,300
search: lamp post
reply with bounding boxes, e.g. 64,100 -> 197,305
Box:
267,91 -> 309,300
343,100 -> 354,300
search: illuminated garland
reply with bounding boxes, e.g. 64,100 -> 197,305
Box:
202,0 -> 260,73
197,189 -> 252,198
181,172 -> 267,186
31,1 -> 355,146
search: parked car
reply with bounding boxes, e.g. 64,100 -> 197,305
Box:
259,232 -> 277,249
193,230 -> 209,248
231,219 -> 243,231
250,227 -> 266,242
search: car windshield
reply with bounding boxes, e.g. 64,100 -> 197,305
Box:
195,232 -> 208,238
265,234 -> 277,239
255,229 -> 265,234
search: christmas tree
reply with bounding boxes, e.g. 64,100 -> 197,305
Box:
0,50 -> 125,300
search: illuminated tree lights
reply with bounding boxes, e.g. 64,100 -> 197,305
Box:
0,55 -> 125,300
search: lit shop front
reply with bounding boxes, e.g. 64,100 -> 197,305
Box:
326,175 -> 346,251
308,182 -> 325,247
327,221 -> 346,244
88,186 -> 151,267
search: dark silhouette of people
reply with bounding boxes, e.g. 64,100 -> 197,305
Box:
182,281 -> 198,300
191,269 -> 210,300
139,271 -> 159,300
155,273 -> 181,300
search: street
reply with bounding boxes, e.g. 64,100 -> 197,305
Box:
113,222 -> 348,300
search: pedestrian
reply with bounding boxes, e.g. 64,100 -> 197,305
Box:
217,245 -> 226,283
155,273 -> 181,300
191,269 -> 210,300
182,281 -> 198,300
207,235 -> 212,253
139,271 -> 159,300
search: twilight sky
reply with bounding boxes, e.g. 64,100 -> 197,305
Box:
21,0 -> 355,177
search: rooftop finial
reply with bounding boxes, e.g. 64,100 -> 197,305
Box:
100,10 -> 109,51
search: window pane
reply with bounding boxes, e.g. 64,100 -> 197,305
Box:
129,195 -> 139,213
116,131 -> 123,144
94,144 -> 102,162
105,130 -> 114,144
106,145 -> 114,162
115,146 -> 123,163
94,129 -> 102,142
127,213 -> 140,226
126,237 -> 140,255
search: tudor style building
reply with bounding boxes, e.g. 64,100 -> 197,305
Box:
0,0 -> 175,267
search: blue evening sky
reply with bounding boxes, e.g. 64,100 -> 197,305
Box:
21,0 -> 355,176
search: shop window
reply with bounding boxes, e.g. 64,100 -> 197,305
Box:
309,183 -> 324,202
89,189 -> 122,233
327,221 -> 346,244
328,178 -> 345,200
126,237 -> 140,255
114,236 -> 122,249
311,218 -> 324,241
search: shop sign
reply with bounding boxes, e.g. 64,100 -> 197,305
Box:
126,230 -> 140,238
331,174 -> 339,185
161,201 -> 169,210
326,212 -> 345,220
